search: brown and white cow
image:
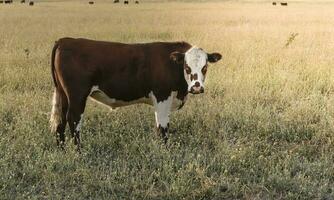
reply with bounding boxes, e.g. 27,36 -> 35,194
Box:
50,38 -> 222,150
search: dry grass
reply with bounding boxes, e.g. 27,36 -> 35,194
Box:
1,1 -> 334,199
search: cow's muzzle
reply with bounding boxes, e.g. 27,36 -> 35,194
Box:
190,86 -> 204,94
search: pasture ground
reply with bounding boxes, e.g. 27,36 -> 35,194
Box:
1,1 -> 334,199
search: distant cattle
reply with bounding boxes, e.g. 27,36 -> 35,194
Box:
50,38 -> 222,150
114,0 -> 119,3
24,48 -> 30,58
88,1 -> 94,4
135,0 -> 139,4
0,1 -> 4,3
124,0 -> 128,4
29,1 -> 34,5
272,2 -> 276,5
4,0 -> 13,4
281,2 -> 288,6
21,0 -> 25,3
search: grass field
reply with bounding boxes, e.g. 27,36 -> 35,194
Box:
1,1 -> 334,199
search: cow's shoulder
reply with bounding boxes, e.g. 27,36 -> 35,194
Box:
174,41 -> 192,52
145,42 -> 190,101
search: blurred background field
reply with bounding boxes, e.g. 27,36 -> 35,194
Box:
1,1 -> 334,199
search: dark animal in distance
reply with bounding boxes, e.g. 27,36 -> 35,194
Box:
50,38 -> 222,150
4,0 -> 13,4
21,0 -> 25,3
24,48 -> 30,58
0,1 -> 4,3
281,2 -> 288,6
272,2 -> 276,5
135,0 -> 139,4
114,0 -> 119,3
29,1 -> 34,6
124,0 -> 128,4
88,1 -> 94,4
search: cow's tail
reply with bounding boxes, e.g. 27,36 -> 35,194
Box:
50,89 -> 63,133
50,41 -> 63,133
51,41 -> 58,88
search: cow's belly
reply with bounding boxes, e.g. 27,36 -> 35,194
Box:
89,86 -> 153,109
89,86 -> 187,111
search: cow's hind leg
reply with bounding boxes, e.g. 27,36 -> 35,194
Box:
50,87 -> 68,148
153,95 -> 173,144
67,93 -> 89,151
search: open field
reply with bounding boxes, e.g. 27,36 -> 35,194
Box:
1,1 -> 334,199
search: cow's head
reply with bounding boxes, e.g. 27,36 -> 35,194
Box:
171,47 -> 222,94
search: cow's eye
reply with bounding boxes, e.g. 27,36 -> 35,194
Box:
185,65 -> 191,74
201,65 -> 207,75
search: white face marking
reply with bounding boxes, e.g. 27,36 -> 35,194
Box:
184,47 -> 208,91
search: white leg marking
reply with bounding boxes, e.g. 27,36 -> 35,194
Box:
151,93 -> 173,128
75,114 -> 83,132
90,85 -> 100,95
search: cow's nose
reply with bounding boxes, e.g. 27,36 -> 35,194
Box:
190,82 -> 204,94
191,87 -> 204,94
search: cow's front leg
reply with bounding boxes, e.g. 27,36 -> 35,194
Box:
153,96 -> 172,144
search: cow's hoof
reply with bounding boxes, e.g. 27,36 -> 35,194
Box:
162,137 -> 168,145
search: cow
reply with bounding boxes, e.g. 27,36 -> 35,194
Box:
21,0 -> 25,3
29,1 -> 34,6
4,0 -> 12,4
88,1 -> 94,4
272,2 -> 276,5
135,0 -> 139,4
281,2 -> 288,6
0,1 -> 3,3
124,0 -> 128,4
114,0 -> 119,3
50,38 -> 222,151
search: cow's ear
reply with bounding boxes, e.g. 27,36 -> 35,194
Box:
170,51 -> 185,64
208,53 -> 222,63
